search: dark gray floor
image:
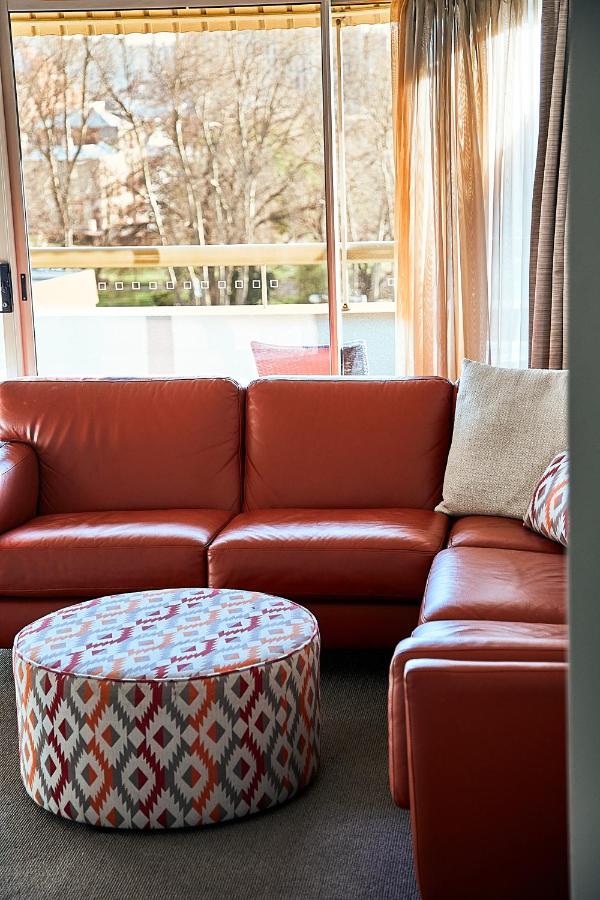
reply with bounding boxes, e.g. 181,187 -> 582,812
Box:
0,649 -> 419,900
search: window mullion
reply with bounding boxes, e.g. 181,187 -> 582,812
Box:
320,0 -> 342,375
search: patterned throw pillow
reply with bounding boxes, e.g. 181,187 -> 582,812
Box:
524,451 -> 569,546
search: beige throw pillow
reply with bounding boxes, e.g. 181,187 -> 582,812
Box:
436,359 -> 568,520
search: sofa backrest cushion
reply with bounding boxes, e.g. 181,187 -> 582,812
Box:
244,377 -> 454,510
0,378 -> 243,514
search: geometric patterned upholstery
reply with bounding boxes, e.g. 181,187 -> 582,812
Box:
13,588 -> 320,828
524,451 -> 568,546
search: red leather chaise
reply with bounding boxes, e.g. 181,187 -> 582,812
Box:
388,514 -> 569,898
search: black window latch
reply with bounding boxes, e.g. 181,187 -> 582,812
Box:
0,262 -> 13,314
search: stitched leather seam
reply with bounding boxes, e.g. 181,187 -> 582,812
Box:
0,544 -> 213,552
0,452 -> 33,482
396,645 -> 568,661
3,587 -> 205,596
205,576 -> 417,599
209,546 -> 441,554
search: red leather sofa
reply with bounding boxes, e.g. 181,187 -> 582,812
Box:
0,375 -> 568,898
0,375 -> 455,647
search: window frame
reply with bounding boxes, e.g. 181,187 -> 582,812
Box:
0,0 -> 365,375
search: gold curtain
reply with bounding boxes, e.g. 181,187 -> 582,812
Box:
392,0 -> 541,380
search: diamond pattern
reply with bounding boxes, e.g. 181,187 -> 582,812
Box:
15,588 -> 317,681
524,451 -> 568,546
13,592 -> 320,829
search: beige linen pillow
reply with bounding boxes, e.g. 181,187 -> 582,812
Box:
436,359 -> 568,519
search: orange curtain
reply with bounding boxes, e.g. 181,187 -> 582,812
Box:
392,0 -> 541,379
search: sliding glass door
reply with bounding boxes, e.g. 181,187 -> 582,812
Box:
331,4 -> 395,376
0,62 -> 21,379
3,0 -> 394,380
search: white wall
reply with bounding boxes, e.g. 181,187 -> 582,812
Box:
34,305 -> 396,382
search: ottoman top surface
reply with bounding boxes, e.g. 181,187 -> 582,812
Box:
13,588 -> 318,682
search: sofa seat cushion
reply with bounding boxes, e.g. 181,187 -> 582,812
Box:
448,515 -> 563,554
0,509 -> 232,598
420,547 -> 567,625
208,508 -> 449,600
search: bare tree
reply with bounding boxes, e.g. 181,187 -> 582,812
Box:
15,36 -> 95,245
14,22 -> 393,304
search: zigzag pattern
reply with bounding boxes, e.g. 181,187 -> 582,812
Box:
525,451 -> 568,547
14,588 -> 317,680
13,590 -> 320,828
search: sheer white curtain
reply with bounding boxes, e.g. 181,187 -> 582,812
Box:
485,0 -> 541,367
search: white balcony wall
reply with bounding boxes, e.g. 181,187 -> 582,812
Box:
34,304 -> 395,382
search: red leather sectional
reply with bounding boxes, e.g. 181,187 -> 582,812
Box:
0,376 -> 568,897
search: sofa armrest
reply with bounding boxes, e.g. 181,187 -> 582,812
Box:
404,659 -> 568,900
0,441 -> 38,534
388,619 -> 568,807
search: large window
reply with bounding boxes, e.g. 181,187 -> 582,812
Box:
333,6 -> 395,374
8,3 -> 394,381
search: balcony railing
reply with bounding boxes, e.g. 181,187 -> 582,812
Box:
28,240 -> 397,378
30,240 -> 396,313
29,240 -> 394,269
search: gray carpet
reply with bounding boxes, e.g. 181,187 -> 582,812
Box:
0,650 -> 419,900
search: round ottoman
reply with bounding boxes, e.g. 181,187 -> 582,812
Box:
13,588 -> 320,829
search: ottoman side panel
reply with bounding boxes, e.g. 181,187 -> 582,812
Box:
13,634 -> 320,829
